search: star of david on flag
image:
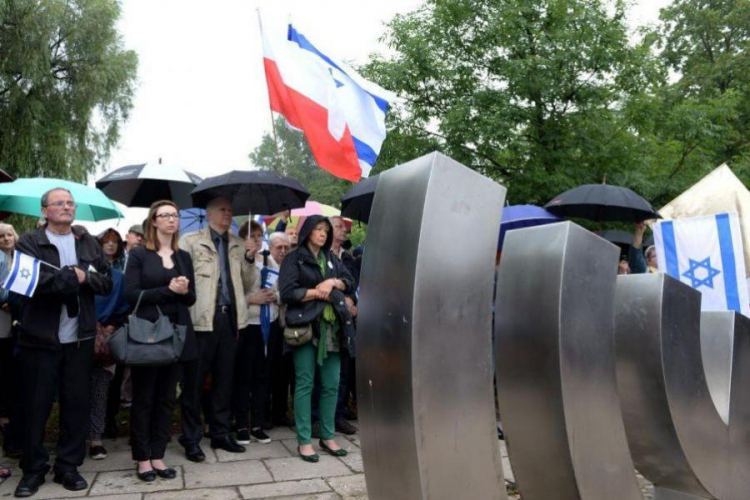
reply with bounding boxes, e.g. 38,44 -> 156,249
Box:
3,251 -> 41,298
653,212 -> 750,317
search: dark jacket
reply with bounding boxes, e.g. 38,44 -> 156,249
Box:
279,215 -> 356,356
124,245 -> 198,362
15,225 -> 113,349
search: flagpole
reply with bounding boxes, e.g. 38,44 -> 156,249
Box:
256,9 -> 283,176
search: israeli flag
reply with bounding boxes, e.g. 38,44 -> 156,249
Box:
653,212 -> 750,317
3,251 -> 41,298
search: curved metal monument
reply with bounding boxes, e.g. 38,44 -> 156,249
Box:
357,152 -> 507,500
494,222 -> 644,500
615,274 -> 750,500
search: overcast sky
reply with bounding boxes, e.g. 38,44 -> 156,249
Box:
102,0 -> 672,184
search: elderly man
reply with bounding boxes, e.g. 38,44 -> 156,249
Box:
179,197 -> 259,461
14,188 -> 112,498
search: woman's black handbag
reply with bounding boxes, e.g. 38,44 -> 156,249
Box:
107,292 -> 187,366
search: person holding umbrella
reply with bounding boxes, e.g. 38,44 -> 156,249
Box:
14,188 -> 113,498
178,197 -> 259,460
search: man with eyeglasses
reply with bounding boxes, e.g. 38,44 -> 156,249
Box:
179,197 -> 259,460
13,188 -> 112,498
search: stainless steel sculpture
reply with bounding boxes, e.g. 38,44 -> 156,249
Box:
495,222 -> 644,500
615,274 -> 750,500
357,152 -> 507,500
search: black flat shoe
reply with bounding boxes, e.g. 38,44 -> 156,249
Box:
53,470 -> 88,491
298,446 -> 319,463
153,467 -> 177,479
136,468 -> 156,482
14,474 -> 45,498
318,439 -> 348,457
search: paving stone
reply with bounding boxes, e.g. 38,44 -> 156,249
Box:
273,494 -> 339,500
265,456 -> 351,482
501,456 -> 515,483
338,453 -> 363,474
0,472 -> 96,499
238,478 -> 330,499
267,427 -> 298,440
81,450 -> 136,472
344,435 -> 360,448
145,487 -> 240,499
215,442 -> 291,462
327,474 -> 367,499
72,495 -> 142,500
90,469 -> 184,495
182,460 -> 272,489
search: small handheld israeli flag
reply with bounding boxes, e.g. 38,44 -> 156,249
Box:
653,212 -> 750,317
3,251 -> 41,298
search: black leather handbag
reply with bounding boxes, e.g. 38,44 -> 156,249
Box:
107,292 -> 187,366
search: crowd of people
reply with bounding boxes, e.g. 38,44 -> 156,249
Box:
0,188 -> 362,498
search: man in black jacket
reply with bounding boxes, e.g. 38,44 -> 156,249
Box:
13,188 -> 112,498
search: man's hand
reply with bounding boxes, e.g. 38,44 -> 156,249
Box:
74,267 -> 86,284
247,288 -> 276,305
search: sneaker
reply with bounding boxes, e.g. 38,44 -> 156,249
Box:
250,428 -> 271,444
89,445 -> 107,460
235,428 -> 251,445
335,419 -> 357,435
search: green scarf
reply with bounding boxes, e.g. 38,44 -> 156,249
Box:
317,251 -> 339,366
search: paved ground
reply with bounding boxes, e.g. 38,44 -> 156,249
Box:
1,429 -> 654,499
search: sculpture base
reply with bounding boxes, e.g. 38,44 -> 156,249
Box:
654,487 -> 708,500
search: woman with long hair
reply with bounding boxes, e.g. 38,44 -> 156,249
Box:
124,201 -> 196,481
278,215 -> 356,462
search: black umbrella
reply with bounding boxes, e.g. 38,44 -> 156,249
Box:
96,162 -> 203,208
341,174 -> 379,223
545,184 -> 660,222
190,170 -> 309,215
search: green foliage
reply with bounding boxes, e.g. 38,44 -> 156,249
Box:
360,0 -> 666,205
249,117 -> 353,207
0,0 -> 137,182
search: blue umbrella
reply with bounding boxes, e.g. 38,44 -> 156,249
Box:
179,208 -> 238,235
498,205 -> 560,249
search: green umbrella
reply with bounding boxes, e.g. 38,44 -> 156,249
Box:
0,178 -> 122,221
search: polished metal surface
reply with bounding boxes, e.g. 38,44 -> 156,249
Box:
356,152 -> 507,500
494,222 -> 643,500
615,274 -> 750,499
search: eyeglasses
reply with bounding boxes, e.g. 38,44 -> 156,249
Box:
155,213 -> 180,220
45,201 -> 76,209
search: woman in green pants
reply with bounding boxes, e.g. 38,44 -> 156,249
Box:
278,215 -> 356,462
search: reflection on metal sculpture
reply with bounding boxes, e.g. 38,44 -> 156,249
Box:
494,222 -> 643,500
615,274 -> 750,500
357,152 -> 507,500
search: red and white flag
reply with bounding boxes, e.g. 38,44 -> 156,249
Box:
260,16 -> 396,182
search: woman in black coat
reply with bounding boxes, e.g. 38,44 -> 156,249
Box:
279,215 -> 355,463
124,200 -> 196,482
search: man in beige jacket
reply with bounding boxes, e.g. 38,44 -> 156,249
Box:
178,197 -> 259,461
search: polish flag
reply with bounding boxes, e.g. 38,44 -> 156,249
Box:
260,16 -> 396,182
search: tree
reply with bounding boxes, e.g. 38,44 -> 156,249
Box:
249,117 -> 354,207
0,0 -> 138,182
360,0 -> 665,205
641,0 -> 750,203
